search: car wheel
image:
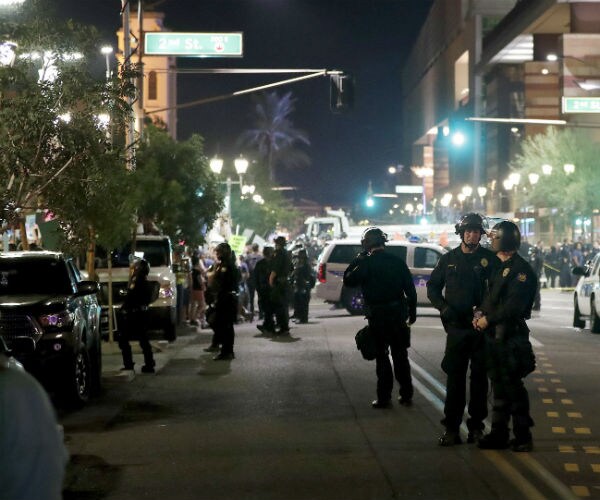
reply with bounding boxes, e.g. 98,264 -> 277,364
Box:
164,321 -> 177,342
342,286 -> 365,316
573,296 -> 586,329
65,343 -> 91,408
591,298 -> 600,334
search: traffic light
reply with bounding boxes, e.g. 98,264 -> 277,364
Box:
330,73 -> 354,112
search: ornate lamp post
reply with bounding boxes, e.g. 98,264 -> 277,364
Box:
210,154 -> 250,231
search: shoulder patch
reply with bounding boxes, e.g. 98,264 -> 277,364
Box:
517,272 -> 527,282
481,258 -> 488,268
502,268 -> 510,278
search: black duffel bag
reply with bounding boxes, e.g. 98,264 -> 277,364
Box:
355,325 -> 377,361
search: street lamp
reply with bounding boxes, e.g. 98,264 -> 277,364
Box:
528,173 -> 539,186
411,166 -> 434,216
564,163 -> 575,175
100,45 -> 113,81
541,164 -> 553,175
209,154 -> 250,228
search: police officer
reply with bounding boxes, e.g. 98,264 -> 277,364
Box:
255,246 -> 276,334
269,236 -> 293,335
474,221 -> 537,452
427,213 -> 498,445
528,246 -> 543,311
119,259 -> 159,373
343,227 -> 417,408
291,248 -> 315,324
205,243 -> 240,360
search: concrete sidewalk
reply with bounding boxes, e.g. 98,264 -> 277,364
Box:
100,322 -> 212,380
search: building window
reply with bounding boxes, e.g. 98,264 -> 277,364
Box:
148,71 -> 157,101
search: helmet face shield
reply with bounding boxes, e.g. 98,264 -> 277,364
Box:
490,221 -> 520,252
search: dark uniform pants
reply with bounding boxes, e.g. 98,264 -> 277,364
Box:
486,335 -> 534,440
212,295 -> 237,354
369,312 -> 412,402
293,288 -> 310,322
441,326 -> 488,432
271,284 -> 290,331
119,310 -> 154,369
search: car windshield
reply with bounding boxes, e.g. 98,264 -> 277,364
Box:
0,258 -> 73,295
110,240 -> 171,268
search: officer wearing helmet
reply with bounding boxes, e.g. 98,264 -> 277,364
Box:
205,242 -> 240,360
119,258 -> 160,373
473,221 -> 537,452
427,213 -> 499,446
343,227 -> 417,408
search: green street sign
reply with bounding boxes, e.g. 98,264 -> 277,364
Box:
144,32 -> 243,57
562,96 -> 600,113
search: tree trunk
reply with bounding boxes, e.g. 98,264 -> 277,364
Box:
18,219 -> 29,250
86,226 -> 96,280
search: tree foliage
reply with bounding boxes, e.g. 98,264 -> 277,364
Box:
133,125 -> 223,247
0,1 -> 137,252
237,91 -> 310,183
510,127 -> 600,221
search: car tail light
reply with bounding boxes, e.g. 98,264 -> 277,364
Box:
317,263 -> 326,283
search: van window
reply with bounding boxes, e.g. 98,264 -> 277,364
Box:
387,246 -> 407,262
328,244 -> 362,264
96,240 -> 171,268
414,247 -> 442,268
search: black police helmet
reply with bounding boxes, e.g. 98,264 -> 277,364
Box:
361,227 -> 388,251
454,213 -> 485,235
134,258 -> 150,278
490,221 -> 521,252
215,242 -> 232,259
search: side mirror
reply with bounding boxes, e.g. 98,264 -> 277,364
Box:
77,280 -> 100,296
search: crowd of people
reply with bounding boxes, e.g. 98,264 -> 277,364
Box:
158,237 -> 317,362
521,239 -> 599,290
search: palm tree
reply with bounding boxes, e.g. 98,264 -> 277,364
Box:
237,91 -> 310,183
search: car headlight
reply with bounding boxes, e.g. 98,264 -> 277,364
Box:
38,311 -> 74,329
159,283 -> 174,299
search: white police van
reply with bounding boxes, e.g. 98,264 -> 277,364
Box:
315,239 -> 447,315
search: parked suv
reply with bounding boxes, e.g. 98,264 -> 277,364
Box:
0,251 -> 102,406
573,253 -> 600,333
315,239 -> 447,315
95,234 -> 177,341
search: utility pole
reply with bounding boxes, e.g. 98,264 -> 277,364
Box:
136,0 -> 144,139
121,0 -> 136,170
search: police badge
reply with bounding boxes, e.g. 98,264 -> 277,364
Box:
502,268 -> 510,278
481,258 -> 488,268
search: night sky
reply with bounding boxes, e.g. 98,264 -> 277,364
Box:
49,0 -> 433,207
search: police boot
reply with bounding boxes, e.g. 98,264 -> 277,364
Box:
477,430 -> 509,450
438,430 -> 462,446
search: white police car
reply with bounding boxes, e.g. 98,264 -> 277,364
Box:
573,253 -> 600,333
315,239 -> 447,315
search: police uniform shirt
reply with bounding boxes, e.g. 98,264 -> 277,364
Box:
481,253 -> 537,328
343,249 -> 417,319
427,246 -> 498,324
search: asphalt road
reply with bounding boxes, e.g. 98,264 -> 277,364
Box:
59,289 -> 600,500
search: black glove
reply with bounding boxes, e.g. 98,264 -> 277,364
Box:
408,310 -> 417,325
441,305 -> 456,322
